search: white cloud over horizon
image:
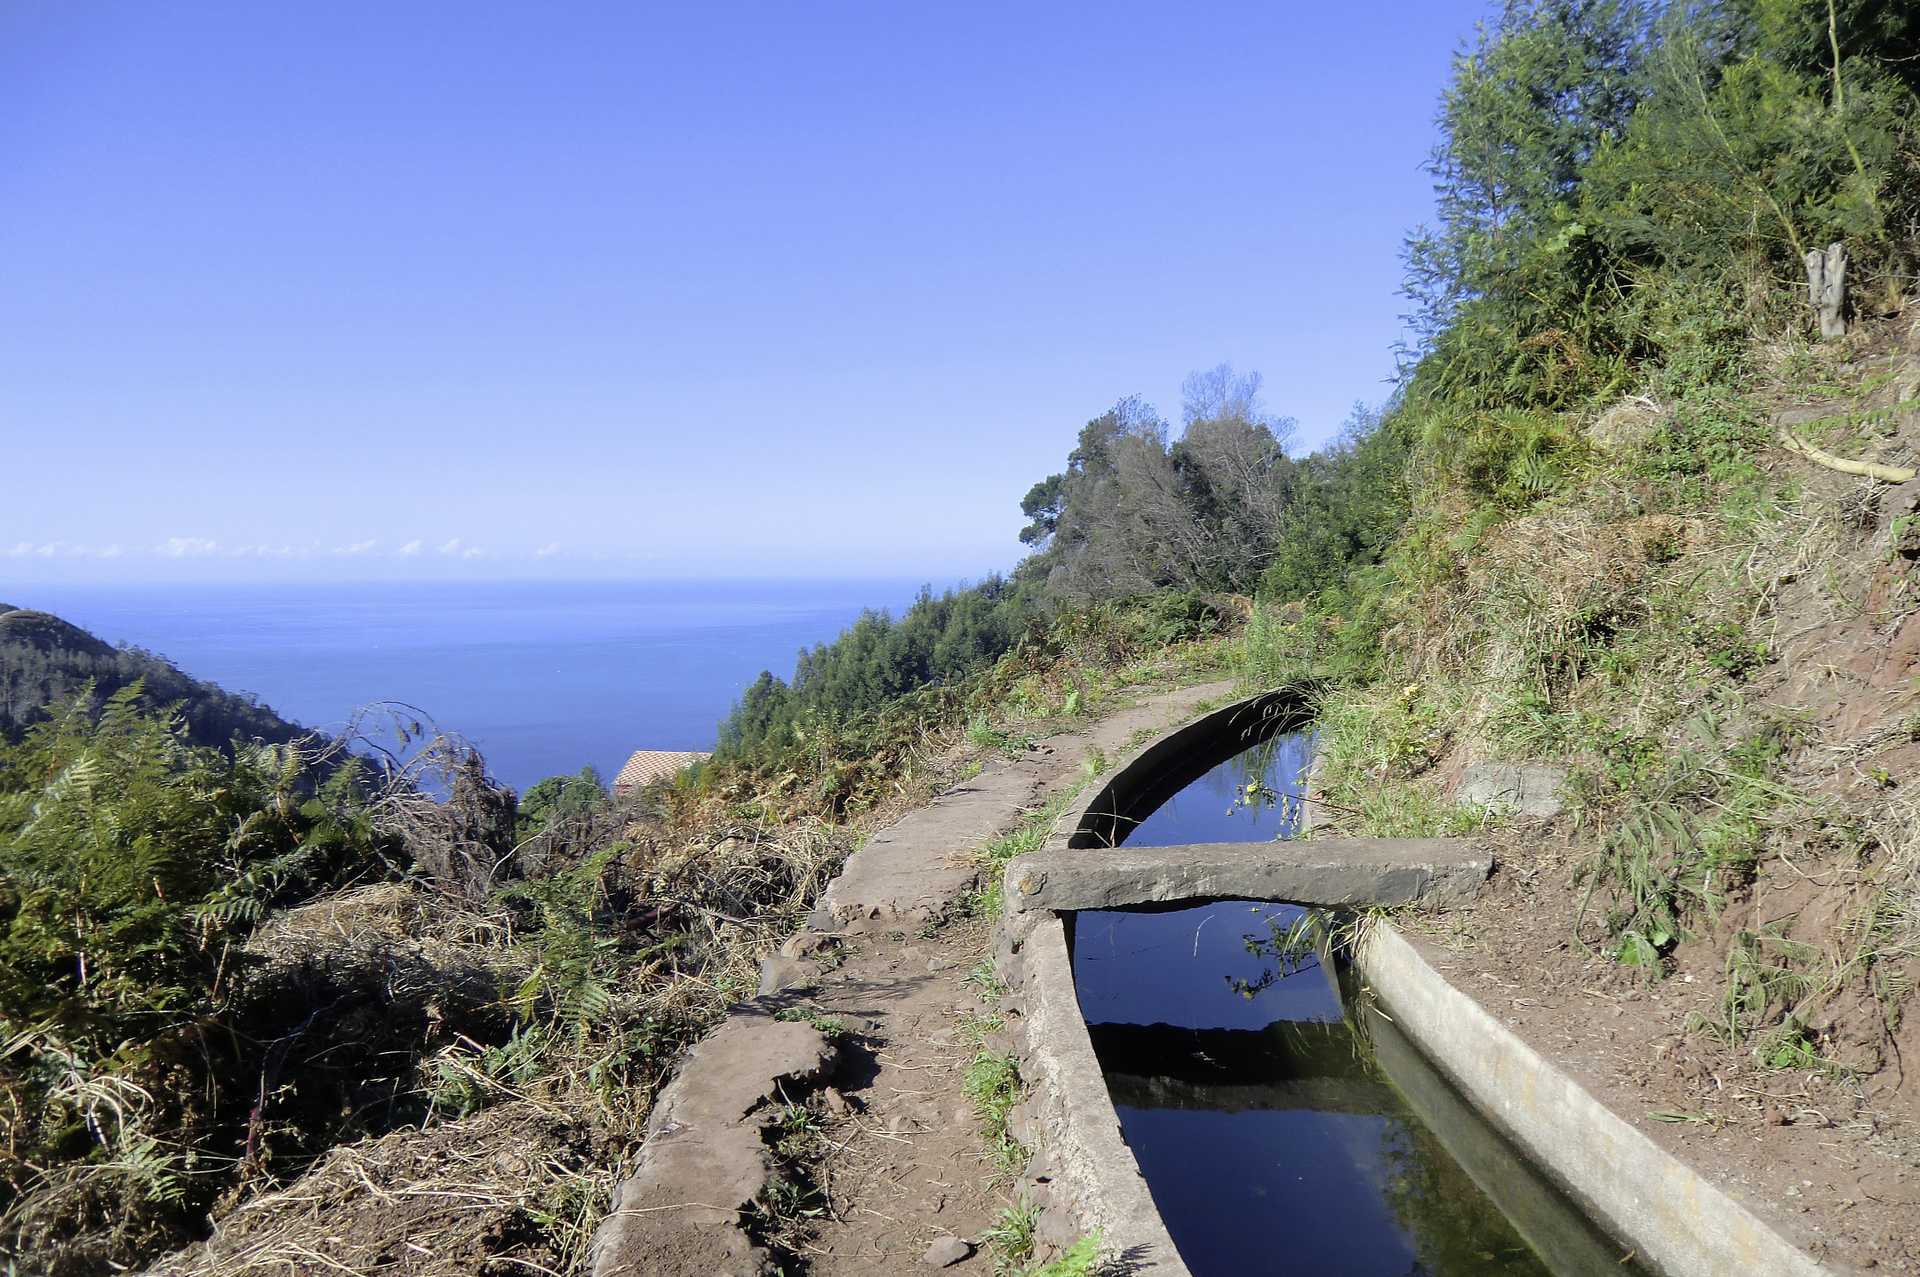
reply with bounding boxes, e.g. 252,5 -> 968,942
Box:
4,535 -> 533,565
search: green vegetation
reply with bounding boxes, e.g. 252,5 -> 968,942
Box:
1022,1232 -> 1106,1277
517,764 -> 610,835
1282,0 -> 1920,1084
14,1 -> 1920,1270
963,1048 -> 1026,1182
0,605 -> 307,750
0,675 -> 845,1273
719,577 -> 1037,760
981,1197 -> 1040,1274
968,793 -> 1079,920
0,687 -> 398,1264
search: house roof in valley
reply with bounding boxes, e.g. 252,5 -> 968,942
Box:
614,749 -> 711,792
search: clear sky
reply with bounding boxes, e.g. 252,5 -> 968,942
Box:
1,2 -> 1492,585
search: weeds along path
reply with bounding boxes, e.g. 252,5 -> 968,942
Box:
589,681 -> 1232,1277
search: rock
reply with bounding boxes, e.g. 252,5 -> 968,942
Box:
1454,763 -> 1568,818
921,1235 -> 972,1267
592,1018 -> 840,1277
821,1087 -> 851,1118
780,929 -> 836,959
756,954 -> 820,996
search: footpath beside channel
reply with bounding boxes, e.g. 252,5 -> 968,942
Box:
588,680 -> 1233,1277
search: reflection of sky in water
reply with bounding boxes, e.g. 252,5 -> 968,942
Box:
1122,729 -> 1315,847
1073,901 -> 1338,1029
1078,732 -> 1328,1028
1073,728 -> 1556,1277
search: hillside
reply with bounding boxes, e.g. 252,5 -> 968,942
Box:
0,604 -> 308,749
11,2 -> 1920,1275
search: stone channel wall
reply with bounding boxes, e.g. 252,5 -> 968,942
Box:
996,691 -> 1835,1277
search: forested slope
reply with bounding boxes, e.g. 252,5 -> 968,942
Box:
0,604 -> 306,749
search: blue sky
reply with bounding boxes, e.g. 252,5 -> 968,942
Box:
2,2 -> 1492,584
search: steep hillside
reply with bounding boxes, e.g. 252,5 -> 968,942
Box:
0,604 -> 307,749
1280,314 -> 1920,1269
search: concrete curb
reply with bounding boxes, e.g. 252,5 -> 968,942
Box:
1355,923 -> 1832,1277
999,910 -> 1191,1275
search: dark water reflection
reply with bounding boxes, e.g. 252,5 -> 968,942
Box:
1070,730 -> 1642,1277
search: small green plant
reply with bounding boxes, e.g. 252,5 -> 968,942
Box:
427,1024 -> 552,1118
1025,1231 -> 1105,1277
964,958 -> 1007,1001
981,1198 -> 1039,1274
773,1005 -> 849,1038
969,790 -> 1080,919
769,1101 -> 824,1159
958,1009 -> 1004,1048
964,1048 -> 1027,1180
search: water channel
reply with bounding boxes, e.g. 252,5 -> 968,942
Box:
1068,727 -> 1648,1276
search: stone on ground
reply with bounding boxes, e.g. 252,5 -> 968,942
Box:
590,1016 -> 840,1277
1454,762 -> 1567,817
920,1234 -> 973,1267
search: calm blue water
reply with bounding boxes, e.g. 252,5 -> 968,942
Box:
1074,731 -> 1559,1276
1,580 -> 922,791
1122,728 -> 1314,848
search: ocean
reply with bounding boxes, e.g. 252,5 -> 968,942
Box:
3,579 -> 925,791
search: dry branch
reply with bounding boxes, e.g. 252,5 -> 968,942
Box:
1778,430 -> 1917,483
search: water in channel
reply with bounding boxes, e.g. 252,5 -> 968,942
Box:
1070,728 -> 1644,1277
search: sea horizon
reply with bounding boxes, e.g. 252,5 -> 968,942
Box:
0,576 -> 953,791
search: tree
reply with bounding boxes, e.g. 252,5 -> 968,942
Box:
1020,370 -> 1299,600
518,765 -> 609,835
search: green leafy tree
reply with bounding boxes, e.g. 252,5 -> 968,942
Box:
517,764 -> 609,835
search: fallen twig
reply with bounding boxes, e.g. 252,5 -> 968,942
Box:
1779,431 -> 1917,483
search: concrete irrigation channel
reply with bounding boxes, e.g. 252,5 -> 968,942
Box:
587,684 -> 1837,1276
991,691 -> 1836,1277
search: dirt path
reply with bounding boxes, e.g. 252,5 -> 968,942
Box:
590,680 -> 1231,1277
796,918 -> 1007,1274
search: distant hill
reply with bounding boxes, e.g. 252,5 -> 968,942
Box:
0,603 -> 309,749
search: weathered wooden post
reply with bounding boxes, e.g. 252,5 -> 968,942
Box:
1805,240 -> 1848,339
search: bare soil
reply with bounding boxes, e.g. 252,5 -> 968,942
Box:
789,919 -> 1011,1274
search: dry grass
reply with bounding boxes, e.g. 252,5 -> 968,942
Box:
156,1103 -> 607,1277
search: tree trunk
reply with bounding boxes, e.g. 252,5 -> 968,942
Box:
1805,241 -> 1848,339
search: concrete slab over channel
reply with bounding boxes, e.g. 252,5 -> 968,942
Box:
1002,836 -> 1492,913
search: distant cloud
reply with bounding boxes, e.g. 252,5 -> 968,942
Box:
437,537 -> 486,559
6,533 -> 524,567
534,541 -> 562,558
7,540 -> 118,559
